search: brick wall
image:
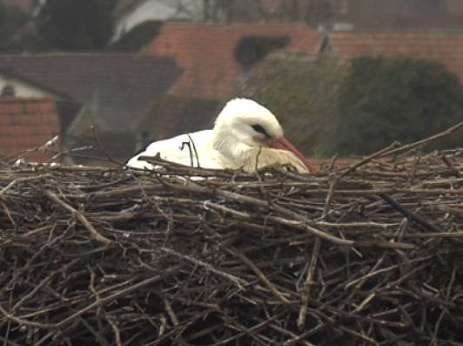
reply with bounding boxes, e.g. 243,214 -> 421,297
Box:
0,97 -> 61,162
145,23 -> 323,100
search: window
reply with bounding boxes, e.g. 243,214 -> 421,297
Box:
1,84 -> 16,97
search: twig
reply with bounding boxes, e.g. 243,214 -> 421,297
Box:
45,190 -> 112,245
161,247 -> 248,289
0,174 -> 51,197
339,142 -> 401,178
378,120 -> 463,158
379,193 -> 445,233
229,249 -> 290,304
91,125 -> 123,167
297,173 -> 336,329
56,266 -> 182,328
187,134 -> 201,168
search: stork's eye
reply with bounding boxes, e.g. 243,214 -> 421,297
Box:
251,124 -> 270,137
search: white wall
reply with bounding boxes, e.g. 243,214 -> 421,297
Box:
114,0 -> 204,39
0,75 -> 53,98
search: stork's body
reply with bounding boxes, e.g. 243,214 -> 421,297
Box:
127,99 -> 317,173
129,130 -> 227,169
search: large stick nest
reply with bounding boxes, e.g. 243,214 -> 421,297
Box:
1,148 -> 463,345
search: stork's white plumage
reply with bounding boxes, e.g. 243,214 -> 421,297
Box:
126,98 -> 318,173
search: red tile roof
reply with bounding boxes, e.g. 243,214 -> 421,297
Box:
145,23 -> 323,100
0,97 -> 60,162
0,54 -> 181,132
330,31 -> 463,82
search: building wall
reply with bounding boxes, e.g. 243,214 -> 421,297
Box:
0,76 -> 53,99
0,97 -> 61,162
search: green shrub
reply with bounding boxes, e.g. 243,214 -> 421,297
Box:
241,54 -> 463,156
240,53 -> 346,154
37,0 -> 114,51
335,56 -> 463,155
0,1 -> 29,52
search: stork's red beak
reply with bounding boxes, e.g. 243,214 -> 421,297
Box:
268,137 -> 319,174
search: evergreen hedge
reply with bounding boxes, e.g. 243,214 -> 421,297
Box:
241,54 -> 463,156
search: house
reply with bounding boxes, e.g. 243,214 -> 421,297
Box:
0,97 -> 64,163
144,22 -> 323,100
113,0 -> 463,41
140,22 -> 323,140
328,31 -> 463,83
0,70 -> 54,99
0,54 -> 182,163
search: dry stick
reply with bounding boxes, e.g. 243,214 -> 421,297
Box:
187,134 -> 201,168
45,190 -> 112,245
64,179 -> 463,201
229,249 -> 290,304
161,247 -> 248,289
168,178 -> 355,247
174,178 -> 414,249
297,159 -> 338,332
91,125 -> 123,167
315,221 -> 398,230
0,336 -> 20,346
180,141 -> 195,168
297,173 -> 337,330
339,142 -> 401,178
3,148 -> 463,344
210,318 -> 276,346
265,322 -> 317,346
403,231 -> 463,239
107,318 -> 122,346
5,136 -> 59,163
344,256 -> 432,289
297,239 -> 322,330
1,299 -> 13,346
339,120 -> 463,179
0,174 -> 51,197
163,299 -> 179,326
377,120 -> 463,159
56,265 -> 182,329
441,155 -> 460,177
379,193 -> 445,233
12,265 -> 71,312
0,303 -> 53,329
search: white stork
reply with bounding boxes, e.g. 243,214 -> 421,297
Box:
126,98 -> 318,174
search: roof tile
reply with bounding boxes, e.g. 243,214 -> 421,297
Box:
0,54 -> 181,132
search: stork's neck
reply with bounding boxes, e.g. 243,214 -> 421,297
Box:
212,126 -> 248,167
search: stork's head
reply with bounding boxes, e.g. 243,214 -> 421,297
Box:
213,98 -> 318,173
